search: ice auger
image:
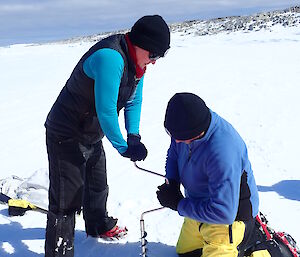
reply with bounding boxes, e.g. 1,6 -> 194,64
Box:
134,162 -> 169,257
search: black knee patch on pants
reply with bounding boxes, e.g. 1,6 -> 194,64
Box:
45,211 -> 75,257
178,249 -> 202,257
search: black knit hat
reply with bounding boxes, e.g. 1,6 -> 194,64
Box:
128,15 -> 170,56
164,93 -> 211,140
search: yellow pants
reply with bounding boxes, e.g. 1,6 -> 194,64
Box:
176,217 -> 270,257
250,251 -> 271,257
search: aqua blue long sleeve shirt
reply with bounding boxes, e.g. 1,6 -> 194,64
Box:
83,48 -> 144,154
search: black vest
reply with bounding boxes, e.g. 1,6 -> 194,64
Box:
45,34 -> 139,144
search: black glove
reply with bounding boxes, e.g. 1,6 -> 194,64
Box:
121,134 -> 148,162
156,179 -> 184,211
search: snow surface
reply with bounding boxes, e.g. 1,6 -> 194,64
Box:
0,22 -> 300,257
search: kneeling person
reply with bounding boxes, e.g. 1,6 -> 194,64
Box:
157,92 -> 259,257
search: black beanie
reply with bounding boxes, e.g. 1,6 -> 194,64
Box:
164,93 -> 211,140
128,15 -> 170,56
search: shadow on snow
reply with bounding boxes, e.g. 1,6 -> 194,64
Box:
74,230 -> 177,257
0,214 -> 176,257
258,180 -> 300,202
3,180 -> 299,256
0,221 -> 44,256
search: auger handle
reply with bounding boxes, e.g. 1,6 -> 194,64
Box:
134,162 -> 169,184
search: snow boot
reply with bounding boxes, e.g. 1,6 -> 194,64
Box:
99,225 -> 128,240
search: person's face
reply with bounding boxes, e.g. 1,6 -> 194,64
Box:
135,46 -> 157,69
174,132 -> 205,144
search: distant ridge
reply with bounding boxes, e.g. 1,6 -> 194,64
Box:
171,6 -> 300,36
51,6 -> 300,45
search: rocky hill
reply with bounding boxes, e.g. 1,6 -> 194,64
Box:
56,6 -> 300,45
170,6 -> 300,36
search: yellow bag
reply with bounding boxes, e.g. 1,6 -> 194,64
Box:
8,199 -> 37,216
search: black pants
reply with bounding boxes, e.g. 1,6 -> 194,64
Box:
45,132 -> 117,257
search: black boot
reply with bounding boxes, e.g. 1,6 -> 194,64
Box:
45,211 -> 75,257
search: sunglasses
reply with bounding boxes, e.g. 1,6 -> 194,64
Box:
149,49 -> 169,61
149,52 -> 161,61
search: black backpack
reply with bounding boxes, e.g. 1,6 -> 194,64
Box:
245,212 -> 300,257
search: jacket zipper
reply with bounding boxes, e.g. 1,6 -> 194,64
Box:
188,145 -> 192,161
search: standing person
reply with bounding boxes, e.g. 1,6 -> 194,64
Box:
44,15 -> 170,257
157,93 -> 259,257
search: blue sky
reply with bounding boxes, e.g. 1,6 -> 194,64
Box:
0,0 -> 299,46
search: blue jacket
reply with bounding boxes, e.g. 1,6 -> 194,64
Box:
166,111 -> 259,224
